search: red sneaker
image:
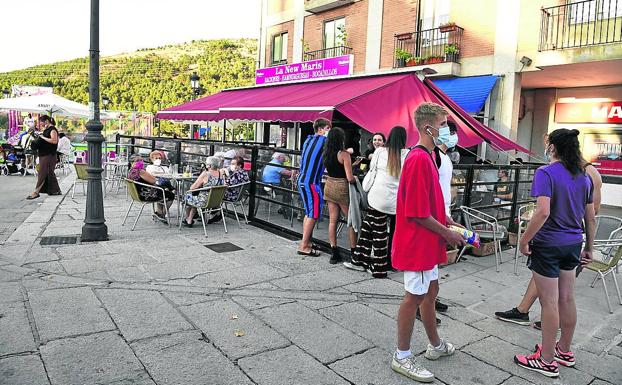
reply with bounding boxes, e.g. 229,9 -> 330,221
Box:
535,343 -> 575,367
514,348 -> 559,378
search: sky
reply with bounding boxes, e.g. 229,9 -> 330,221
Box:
0,0 -> 261,72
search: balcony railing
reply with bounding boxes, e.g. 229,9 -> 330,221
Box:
393,25 -> 464,68
539,0 -> 622,51
303,46 -> 353,61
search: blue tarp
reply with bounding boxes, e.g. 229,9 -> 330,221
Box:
432,75 -> 498,114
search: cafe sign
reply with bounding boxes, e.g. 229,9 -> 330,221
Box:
255,55 -> 353,85
555,101 -> 622,124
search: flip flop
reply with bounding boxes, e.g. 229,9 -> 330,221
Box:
297,249 -> 320,257
26,194 -> 40,200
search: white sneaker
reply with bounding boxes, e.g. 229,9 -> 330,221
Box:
391,353 -> 434,383
424,339 -> 455,360
342,261 -> 365,271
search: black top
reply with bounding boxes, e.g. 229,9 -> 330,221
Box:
325,151 -> 347,178
37,126 -> 58,156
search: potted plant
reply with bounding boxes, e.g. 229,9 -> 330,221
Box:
444,43 -> 460,62
442,246 -> 460,266
427,56 -> 444,64
301,38 -> 311,54
439,21 -> 457,33
395,49 -> 412,67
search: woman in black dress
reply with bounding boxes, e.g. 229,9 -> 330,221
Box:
27,115 -> 61,199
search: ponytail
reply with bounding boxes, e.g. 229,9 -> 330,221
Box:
548,128 -> 582,176
39,115 -> 55,126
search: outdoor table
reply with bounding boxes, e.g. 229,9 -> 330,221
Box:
104,160 -> 129,194
157,173 -> 197,223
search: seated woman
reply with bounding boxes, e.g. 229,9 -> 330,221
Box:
207,155 -> 250,224
127,154 -> 175,223
146,150 -> 170,175
182,156 -> 224,227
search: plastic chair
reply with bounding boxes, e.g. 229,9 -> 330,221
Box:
180,185 -> 228,237
122,178 -> 171,231
514,203 -> 536,275
459,206 -> 508,272
223,181 -> 250,228
584,239 -> 622,314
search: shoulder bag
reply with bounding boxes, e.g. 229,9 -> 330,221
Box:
362,150 -> 380,193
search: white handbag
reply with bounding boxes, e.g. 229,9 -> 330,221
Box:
362,151 -> 380,193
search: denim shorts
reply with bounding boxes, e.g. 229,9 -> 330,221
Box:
526,242 -> 582,278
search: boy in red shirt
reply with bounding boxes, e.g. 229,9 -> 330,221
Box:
391,102 -> 466,383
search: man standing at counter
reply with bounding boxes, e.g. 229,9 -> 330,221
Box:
297,118 -> 331,257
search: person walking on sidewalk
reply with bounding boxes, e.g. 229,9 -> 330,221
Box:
344,126 -> 408,278
513,128 -> 596,378
391,103 -> 465,383
323,127 -> 357,264
296,118 -> 330,257
27,115 -> 61,200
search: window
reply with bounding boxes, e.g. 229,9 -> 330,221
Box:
271,32 -> 288,64
568,0 -> 622,24
323,17 -> 345,48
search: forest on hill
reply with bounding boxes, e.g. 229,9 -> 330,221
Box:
0,39 -> 257,136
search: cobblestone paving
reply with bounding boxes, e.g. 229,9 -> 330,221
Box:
1,172 -> 621,385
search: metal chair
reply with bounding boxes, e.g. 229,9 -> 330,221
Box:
595,215 -> 622,241
71,164 -> 89,199
122,178 -> 171,230
514,203 -> 536,274
223,181 -> 250,228
180,185 -> 228,237
55,154 -> 71,176
459,206 -> 508,272
584,239 -> 622,314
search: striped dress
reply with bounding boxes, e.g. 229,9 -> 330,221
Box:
297,134 -> 326,219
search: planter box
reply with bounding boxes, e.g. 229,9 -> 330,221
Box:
470,241 -> 496,257
439,25 -> 457,33
441,249 -> 459,266
508,232 -> 518,246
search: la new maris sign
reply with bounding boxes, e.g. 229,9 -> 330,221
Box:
255,55 -> 353,85
555,101 -> 622,124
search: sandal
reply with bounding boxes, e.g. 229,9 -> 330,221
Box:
297,249 -> 320,257
26,194 -> 40,200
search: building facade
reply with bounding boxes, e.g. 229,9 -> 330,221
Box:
258,0 -> 622,204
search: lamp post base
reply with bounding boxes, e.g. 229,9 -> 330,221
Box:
81,223 -> 109,242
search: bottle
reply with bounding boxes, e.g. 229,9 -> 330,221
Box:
183,165 -> 190,177
449,225 -> 481,248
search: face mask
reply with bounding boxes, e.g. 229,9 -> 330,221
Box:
544,146 -> 551,162
445,133 -> 458,149
324,130 -> 330,137
230,165 -> 238,172
134,160 -> 144,170
153,159 -> 162,166
428,125 -> 449,147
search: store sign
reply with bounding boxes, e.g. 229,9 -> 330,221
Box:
255,55 -> 353,85
555,101 -> 622,124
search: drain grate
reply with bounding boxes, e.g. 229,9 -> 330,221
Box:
40,236 -> 78,246
204,242 -> 243,253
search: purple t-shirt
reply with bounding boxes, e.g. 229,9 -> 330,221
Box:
531,162 -> 593,246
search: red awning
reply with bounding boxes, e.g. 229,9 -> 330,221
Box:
158,73 -> 529,152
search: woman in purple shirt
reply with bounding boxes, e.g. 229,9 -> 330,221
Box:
513,129 -> 596,378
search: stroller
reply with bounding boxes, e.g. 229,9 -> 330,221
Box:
0,143 -> 26,176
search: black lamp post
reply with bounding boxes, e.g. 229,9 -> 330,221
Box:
81,0 -> 108,242
190,72 -> 200,100
2,89 -> 9,98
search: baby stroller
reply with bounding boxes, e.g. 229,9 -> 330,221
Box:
0,143 -> 26,176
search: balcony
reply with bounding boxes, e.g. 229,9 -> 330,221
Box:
305,0 -> 355,14
303,45 -> 353,61
539,0 -> 622,51
393,24 -> 464,69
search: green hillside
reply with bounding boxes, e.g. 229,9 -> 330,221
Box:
0,39 -> 257,136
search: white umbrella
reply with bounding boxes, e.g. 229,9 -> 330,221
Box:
0,93 -> 111,119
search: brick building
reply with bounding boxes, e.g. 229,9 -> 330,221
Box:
258,0 -> 622,205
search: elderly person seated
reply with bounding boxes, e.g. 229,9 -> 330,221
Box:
127,154 -> 175,223
182,156 -> 224,228
207,155 -> 250,224
146,150 -> 170,175
261,152 -> 295,218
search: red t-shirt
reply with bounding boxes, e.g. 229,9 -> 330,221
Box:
392,146 -> 447,271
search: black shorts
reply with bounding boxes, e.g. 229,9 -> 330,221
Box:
527,242 -> 582,278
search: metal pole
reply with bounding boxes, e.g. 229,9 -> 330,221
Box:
81,0 -> 108,241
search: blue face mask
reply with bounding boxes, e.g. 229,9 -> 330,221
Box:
431,124 -> 450,147
544,147 -> 551,162
444,133 -> 458,149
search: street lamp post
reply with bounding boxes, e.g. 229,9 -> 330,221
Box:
82,0 -> 108,242
189,72 -> 200,138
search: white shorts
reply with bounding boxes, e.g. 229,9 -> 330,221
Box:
404,266 -> 439,296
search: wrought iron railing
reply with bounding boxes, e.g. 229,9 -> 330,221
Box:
540,0 -> 622,51
393,25 -> 464,68
303,46 -> 353,61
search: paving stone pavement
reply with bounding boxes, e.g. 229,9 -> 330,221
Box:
1,172 -> 621,385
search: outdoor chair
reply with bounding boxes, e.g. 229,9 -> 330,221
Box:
458,206 -> 508,271
594,215 -> 622,241
122,178 -> 171,231
55,154 -> 71,176
71,164 -> 89,199
180,185 -> 228,237
223,181 -> 250,228
584,239 -> 622,314
514,203 -> 536,274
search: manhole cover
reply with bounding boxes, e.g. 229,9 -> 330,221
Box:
204,242 -> 243,253
40,236 -> 78,246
